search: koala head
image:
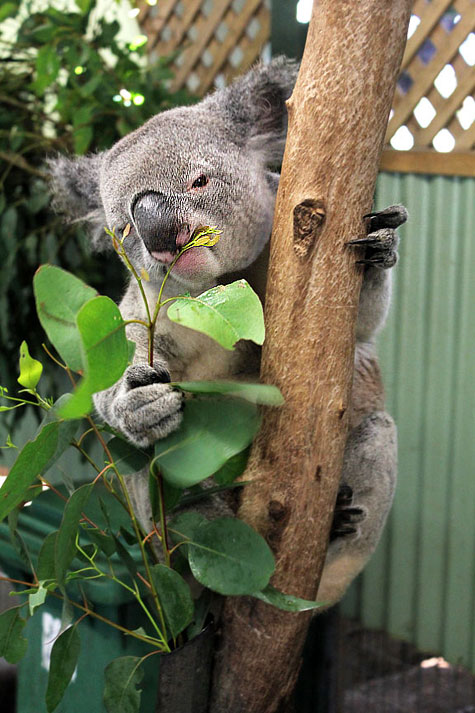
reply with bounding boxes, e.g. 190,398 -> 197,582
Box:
48,57 -> 297,289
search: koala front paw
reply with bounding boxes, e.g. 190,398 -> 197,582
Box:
347,204 -> 408,269
112,364 -> 183,448
330,485 -> 367,542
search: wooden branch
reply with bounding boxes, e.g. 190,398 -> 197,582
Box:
209,2 -> 413,712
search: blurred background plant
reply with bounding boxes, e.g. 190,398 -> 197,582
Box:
0,0 -> 193,400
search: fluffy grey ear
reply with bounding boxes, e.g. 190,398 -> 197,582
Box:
47,153 -> 107,248
207,56 -> 298,165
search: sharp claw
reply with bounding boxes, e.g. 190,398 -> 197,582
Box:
356,252 -> 397,269
347,236 -> 380,247
364,204 -> 408,230
356,258 -> 385,267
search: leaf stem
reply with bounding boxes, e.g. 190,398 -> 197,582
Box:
0,576 -> 166,649
151,463 -> 171,568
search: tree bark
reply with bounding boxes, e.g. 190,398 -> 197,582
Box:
210,2 -> 412,712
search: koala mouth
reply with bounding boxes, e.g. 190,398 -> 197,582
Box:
150,224 -> 191,265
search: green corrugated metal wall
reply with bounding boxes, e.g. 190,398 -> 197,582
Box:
342,172 -> 475,672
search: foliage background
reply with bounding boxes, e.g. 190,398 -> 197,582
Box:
0,0 -> 193,399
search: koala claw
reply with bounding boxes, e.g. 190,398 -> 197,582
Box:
363,204 -> 408,230
347,204 -> 406,269
330,485 -> 367,542
111,364 -> 183,448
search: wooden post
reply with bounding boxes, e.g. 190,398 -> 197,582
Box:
210,1 -> 412,712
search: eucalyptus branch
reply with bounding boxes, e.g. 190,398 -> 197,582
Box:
106,224 -> 221,368
75,537 -> 169,650
150,462 -> 171,568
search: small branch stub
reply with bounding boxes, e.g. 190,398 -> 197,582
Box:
293,199 -> 326,259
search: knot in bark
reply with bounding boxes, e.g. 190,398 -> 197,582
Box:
293,199 -> 326,259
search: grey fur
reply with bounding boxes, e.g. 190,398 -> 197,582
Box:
48,57 -> 405,606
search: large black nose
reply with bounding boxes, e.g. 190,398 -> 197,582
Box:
132,192 -> 179,254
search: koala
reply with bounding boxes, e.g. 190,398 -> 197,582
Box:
48,57 -> 406,606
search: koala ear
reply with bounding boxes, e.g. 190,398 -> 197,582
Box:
208,56 -> 298,165
47,153 -> 108,248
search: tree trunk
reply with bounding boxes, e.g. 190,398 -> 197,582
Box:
209,1 -> 412,712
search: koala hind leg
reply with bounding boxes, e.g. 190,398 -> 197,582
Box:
317,411 -> 397,606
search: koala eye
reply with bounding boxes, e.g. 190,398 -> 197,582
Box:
191,174 -> 209,189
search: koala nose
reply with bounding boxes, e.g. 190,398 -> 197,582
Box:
132,192 -> 180,254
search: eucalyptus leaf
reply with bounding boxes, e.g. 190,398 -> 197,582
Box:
187,517 -> 275,596
37,532 -> 58,583
0,607 -> 28,664
55,483 -> 93,586
33,44 -> 60,94
18,340 -> 43,389
103,656 -> 144,713
113,536 -> 137,580
149,564 -> 194,639
186,589 -> 212,640
85,528 -> 116,557
33,265 -> 97,373
29,583 -> 48,616
8,509 -> 34,570
168,512 -> 207,545
59,296 -> 129,419
45,626 -> 80,713
61,596 -> 74,631
37,395 -> 80,457
167,279 -> 265,350
0,422 -> 60,522
251,584 -> 323,612
154,397 -> 260,489
212,447 -> 250,485
108,437 -> 149,475
0,3 -> 19,22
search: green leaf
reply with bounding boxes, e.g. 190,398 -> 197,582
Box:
213,447 -> 250,485
37,532 -> 58,582
85,528 -> 116,557
29,583 -> 48,615
59,296 -> 129,419
38,395 -> 80,454
55,484 -> 93,586
73,125 -> 93,155
8,509 -> 34,570
107,437 -> 149,475
187,517 -> 275,596
154,397 -> 260,489
176,380 -> 284,406
0,607 -> 28,664
75,0 -> 93,17
112,535 -> 137,580
186,589 -> 212,640
167,279 -> 265,350
34,265 -> 97,373
33,44 -> 60,94
168,512 -> 207,545
127,339 -> 136,364
18,340 -> 43,389
149,564 -> 194,639
103,656 -> 144,713
0,422 -> 60,522
45,626 -> 81,713
251,585 -> 324,612
0,3 -> 20,23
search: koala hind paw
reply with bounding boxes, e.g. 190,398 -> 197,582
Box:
330,484 -> 367,542
347,204 -> 407,270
